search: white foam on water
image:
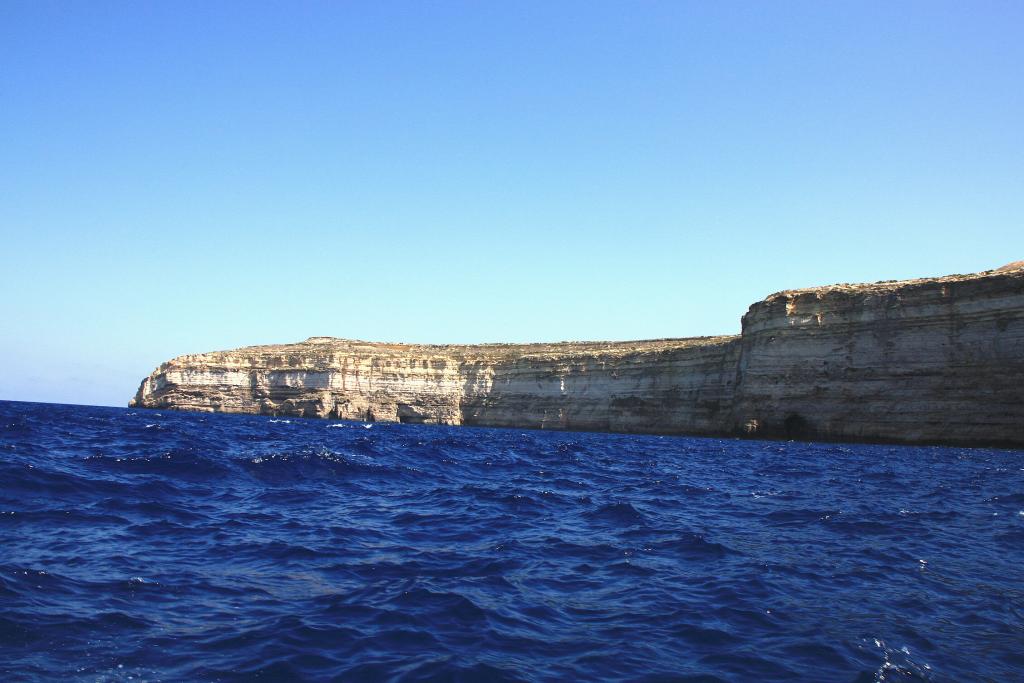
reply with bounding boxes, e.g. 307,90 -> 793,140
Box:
866,637 -> 932,682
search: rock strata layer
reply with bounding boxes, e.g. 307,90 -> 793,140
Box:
131,265 -> 1024,447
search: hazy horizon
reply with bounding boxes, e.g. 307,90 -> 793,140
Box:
3,2 -> 1022,407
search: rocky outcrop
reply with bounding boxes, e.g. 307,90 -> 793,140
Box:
131,265 -> 1024,447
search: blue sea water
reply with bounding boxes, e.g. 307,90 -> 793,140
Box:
1,400 -> 1022,682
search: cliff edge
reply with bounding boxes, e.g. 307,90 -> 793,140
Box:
131,265 -> 1024,447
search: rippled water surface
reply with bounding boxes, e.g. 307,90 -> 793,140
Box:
2,400 -> 1023,682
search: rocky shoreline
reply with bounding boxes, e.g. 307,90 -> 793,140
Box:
131,265 -> 1024,448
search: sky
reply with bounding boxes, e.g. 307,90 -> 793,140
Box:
1,1 -> 1022,407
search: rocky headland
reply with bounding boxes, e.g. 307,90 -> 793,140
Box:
131,265 -> 1024,447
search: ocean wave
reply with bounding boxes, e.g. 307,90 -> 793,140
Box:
0,400 -> 1021,681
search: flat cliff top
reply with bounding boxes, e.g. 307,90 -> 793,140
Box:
759,262 -> 1024,305
170,334 -> 740,367
158,262 -> 1022,369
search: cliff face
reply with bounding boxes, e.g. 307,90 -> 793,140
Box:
131,336 -> 741,436
131,265 -> 1024,447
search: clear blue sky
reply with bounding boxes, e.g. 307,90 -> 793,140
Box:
1,2 -> 1022,407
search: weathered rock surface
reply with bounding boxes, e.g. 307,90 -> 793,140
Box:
131,265 -> 1024,447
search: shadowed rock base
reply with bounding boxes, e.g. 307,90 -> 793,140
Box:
131,265 -> 1024,448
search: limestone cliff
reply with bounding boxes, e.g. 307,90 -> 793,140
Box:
131,265 -> 1024,447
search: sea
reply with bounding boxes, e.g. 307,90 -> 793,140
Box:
1,400 -> 1022,682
